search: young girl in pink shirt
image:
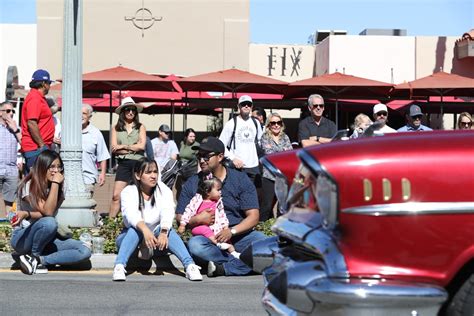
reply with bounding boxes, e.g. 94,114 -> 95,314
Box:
178,172 -> 239,258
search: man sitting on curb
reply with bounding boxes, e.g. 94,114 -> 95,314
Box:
176,137 -> 266,277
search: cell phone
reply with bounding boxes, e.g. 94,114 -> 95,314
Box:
10,214 -> 18,225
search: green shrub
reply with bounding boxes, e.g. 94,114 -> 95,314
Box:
1,216 -> 276,254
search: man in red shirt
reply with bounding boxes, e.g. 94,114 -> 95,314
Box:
21,69 -> 55,174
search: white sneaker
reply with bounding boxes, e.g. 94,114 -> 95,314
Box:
113,264 -> 127,281
185,264 -> 203,281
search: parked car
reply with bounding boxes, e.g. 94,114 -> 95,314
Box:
242,130 -> 474,316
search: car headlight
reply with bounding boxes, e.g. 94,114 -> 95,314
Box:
314,174 -> 338,229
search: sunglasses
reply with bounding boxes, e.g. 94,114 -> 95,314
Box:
123,107 -> 137,113
312,104 -> 324,109
196,152 -> 217,162
239,102 -> 253,108
460,121 -> 472,127
411,115 -> 423,120
1,109 -> 15,114
269,121 -> 283,126
376,111 -> 388,117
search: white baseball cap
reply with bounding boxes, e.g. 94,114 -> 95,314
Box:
373,103 -> 388,114
238,95 -> 253,105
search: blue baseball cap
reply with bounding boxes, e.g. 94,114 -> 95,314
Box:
31,69 -> 53,83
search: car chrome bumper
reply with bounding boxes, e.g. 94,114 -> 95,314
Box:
261,216 -> 448,315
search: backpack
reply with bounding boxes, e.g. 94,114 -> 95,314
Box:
227,115 -> 264,158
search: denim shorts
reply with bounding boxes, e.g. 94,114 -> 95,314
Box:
115,159 -> 139,182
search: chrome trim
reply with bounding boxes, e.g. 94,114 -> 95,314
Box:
261,157 -> 290,213
343,202 -> 474,216
401,178 -> 411,201
247,236 -> 278,273
272,212 -> 322,241
262,288 -> 297,316
303,228 -> 349,278
363,179 -> 372,201
306,277 -> 447,315
382,178 -> 392,201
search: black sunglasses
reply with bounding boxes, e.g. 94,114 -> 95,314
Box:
411,115 -> 423,120
1,109 -> 15,114
312,104 -> 324,109
196,152 -> 217,162
123,107 -> 137,112
269,121 -> 283,126
239,102 -> 253,108
376,111 -> 388,117
461,121 -> 472,127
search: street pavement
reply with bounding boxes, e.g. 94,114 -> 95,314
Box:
0,271 -> 266,315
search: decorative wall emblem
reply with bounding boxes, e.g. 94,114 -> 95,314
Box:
267,47 -> 303,77
125,0 -> 162,37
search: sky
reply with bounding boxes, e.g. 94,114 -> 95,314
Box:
0,0 -> 472,43
250,0 -> 474,44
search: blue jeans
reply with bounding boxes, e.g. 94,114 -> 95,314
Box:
23,145 -> 49,175
115,226 -> 195,269
187,230 -> 266,276
10,217 -> 91,266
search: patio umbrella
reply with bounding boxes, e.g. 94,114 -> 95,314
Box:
390,71 -> 474,115
284,72 -> 394,129
177,68 -> 288,95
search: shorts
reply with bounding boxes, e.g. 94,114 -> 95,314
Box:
0,175 -> 19,203
115,159 -> 139,183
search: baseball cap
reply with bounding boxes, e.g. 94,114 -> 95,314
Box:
238,95 -> 253,105
31,69 -> 53,83
159,124 -> 171,133
373,103 -> 388,114
408,104 -> 423,117
191,136 -> 225,154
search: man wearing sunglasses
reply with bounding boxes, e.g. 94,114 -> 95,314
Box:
298,94 -> 337,147
0,101 -> 22,219
21,69 -> 55,174
219,95 -> 263,184
176,137 -> 266,277
397,104 -> 433,132
372,103 -> 397,134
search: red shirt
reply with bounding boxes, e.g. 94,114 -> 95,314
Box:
21,89 -> 55,152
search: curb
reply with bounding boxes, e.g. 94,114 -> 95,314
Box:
0,252 -> 184,271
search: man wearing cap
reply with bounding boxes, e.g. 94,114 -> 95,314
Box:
176,136 -> 266,277
219,95 -> 263,183
82,104 -> 110,195
372,103 -> 397,134
0,101 -> 21,219
298,94 -> 337,147
397,104 -> 433,132
151,124 -> 179,170
21,69 -> 55,174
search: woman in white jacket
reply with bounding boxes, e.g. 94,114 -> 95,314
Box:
112,158 -> 202,281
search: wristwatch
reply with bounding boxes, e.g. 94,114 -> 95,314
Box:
230,228 -> 237,236
14,129 -> 20,134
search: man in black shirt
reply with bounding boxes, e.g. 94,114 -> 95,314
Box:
298,94 -> 336,147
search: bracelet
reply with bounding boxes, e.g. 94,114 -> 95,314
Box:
51,181 -> 61,185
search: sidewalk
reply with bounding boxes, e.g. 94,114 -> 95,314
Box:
0,252 -> 184,271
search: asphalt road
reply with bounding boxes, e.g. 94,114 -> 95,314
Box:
0,270 -> 266,316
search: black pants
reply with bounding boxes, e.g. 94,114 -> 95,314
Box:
260,177 -> 276,222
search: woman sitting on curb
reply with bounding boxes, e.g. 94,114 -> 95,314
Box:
10,150 -> 91,275
112,157 -> 202,282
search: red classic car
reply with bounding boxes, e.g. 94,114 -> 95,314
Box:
241,130 -> 474,315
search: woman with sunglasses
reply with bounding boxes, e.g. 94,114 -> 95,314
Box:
109,97 -> 147,218
457,112 -> 473,130
259,113 -> 293,221
10,150 -> 91,275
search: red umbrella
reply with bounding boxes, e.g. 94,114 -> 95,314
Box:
391,71 -> 474,115
177,68 -> 288,94
284,72 -> 393,128
390,71 -> 474,99
81,65 -> 174,92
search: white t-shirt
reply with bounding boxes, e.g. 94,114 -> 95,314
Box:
120,182 -> 175,233
150,137 -> 179,169
219,116 -> 263,169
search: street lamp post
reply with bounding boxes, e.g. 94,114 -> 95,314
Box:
56,0 -> 97,227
